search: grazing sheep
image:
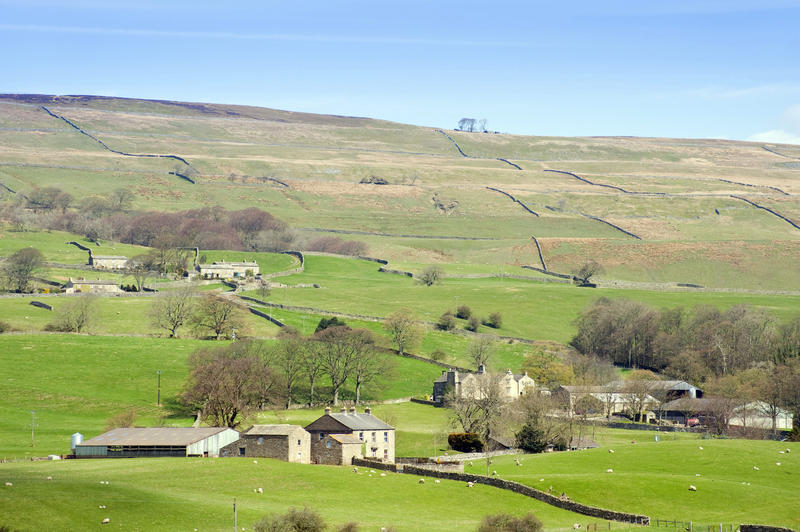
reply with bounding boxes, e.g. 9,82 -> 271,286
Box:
353,467 -> 358,473
539,478 -> 545,482
492,470 -> 498,476
514,458 -> 521,466
753,466 -> 760,471
99,505 -> 106,509
102,518 -> 110,524
380,473 -> 386,477
698,446 -> 703,450
418,479 -> 425,484
46,476 -> 52,481
573,524 -> 581,529
608,449 -> 614,454
469,462 -> 474,467
4,482 -> 12,487
696,474 -> 701,477
606,469 -> 613,473
370,470 -> 376,474
467,482 -> 474,488
688,485 -> 697,492
253,460 -> 258,464
776,462 -> 781,466
779,451 -> 785,454
434,479 -> 440,484
786,448 -> 791,453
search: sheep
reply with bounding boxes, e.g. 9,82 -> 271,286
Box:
257,487 -> 263,494
370,470 -> 376,474
380,473 -> 386,477
492,470 -> 498,476
779,451 -> 785,454
539,478 -> 545,482
698,446 -> 703,450
606,469 -> 613,473
46,476 -> 52,481
573,524 -> 582,529
102,518 -> 110,524
99,505 -> 106,509
418,478 -> 425,484
786,448 -> 791,453
514,458 -> 521,466
467,482 -> 474,488
353,467 -> 358,473
688,485 -> 697,492
753,466 -> 760,471
608,449 -> 614,454
253,460 -> 258,464
469,462 -> 474,467
696,474 -> 701,477
776,462 -> 781,466
4,482 -> 12,487
434,479 -> 440,484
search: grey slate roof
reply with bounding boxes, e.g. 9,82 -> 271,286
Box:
243,425 -> 304,436
78,427 -> 232,447
305,412 -> 394,432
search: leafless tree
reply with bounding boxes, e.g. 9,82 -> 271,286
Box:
622,371 -> 658,422
182,345 -> 284,428
313,326 -> 374,405
457,118 -> 476,132
272,333 -> 307,409
350,337 -> 391,405
468,336 -> 496,369
571,260 -> 604,285
45,294 -> 97,332
445,374 -> 506,443
477,118 -> 488,133
417,265 -> 444,286
125,254 -> 156,292
384,308 -> 422,355
302,341 -> 325,405
110,187 -> 135,212
150,285 -> 197,337
191,293 -> 247,340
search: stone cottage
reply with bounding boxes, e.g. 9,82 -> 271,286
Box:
89,254 -> 128,269
63,278 -> 122,294
196,260 -> 260,279
432,365 -> 536,403
219,424 -> 310,463
304,407 -> 395,465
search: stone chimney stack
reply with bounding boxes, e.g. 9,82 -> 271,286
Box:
340,407 -> 346,413
324,407 -> 331,415
349,407 -> 356,414
477,364 -> 486,374
364,407 -> 372,415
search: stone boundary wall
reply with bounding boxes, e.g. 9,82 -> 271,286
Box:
248,307 -> 286,327
66,241 -> 93,252
521,265 -> 573,280
485,186 -> 540,217
301,227 -> 498,241
410,397 -> 441,407
397,457 -> 464,473
496,157 -> 523,170
730,195 -> 800,230
741,525 -> 796,532
531,236 -> 547,270
389,463 -> 650,525
378,267 -> 413,277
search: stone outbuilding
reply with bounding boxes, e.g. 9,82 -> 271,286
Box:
89,254 -> 128,269
304,407 -> 395,465
197,260 -> 260,279
219,424 -> 310,463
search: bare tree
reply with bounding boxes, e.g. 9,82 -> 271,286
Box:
2,247 -> 44,292
272,333 -> 307,409
350,335 -> 391,404
45,294 -> 97,332
622,370 -> 658,422
313,326 -> 373,405
511,391 -> 569,453
110,187 -> 135,212
125,254 -> 156,292
446,374 -> 505,443
571,260 -> 604,285
182,345 -> 284,428
384,308 -> 422,355
417,265 -> 444,286
477,118 -> 488,133
468,336 -> 496,369
457,118 -> 476,132
302,341 -> 325,405
150,286 -> 197,338
192,293 -> 247,340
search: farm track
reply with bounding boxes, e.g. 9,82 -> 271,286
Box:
39,106 -> 197,172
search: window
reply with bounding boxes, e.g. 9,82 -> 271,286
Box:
297,439 -> 301,446
326,440 -> 332,449
384,432 -> 388,442
257,437 -> 263,445
384,449 -> 388,460
359,432 -> 364,441
319,432 -> 325,440
371,432 -> 376,442
239,447 -> 245,456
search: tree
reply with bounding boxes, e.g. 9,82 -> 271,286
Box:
455,305 -> 472,320
468,336 -> 495,369
182,344 -> 283,428
349,332 -> 389,404
253,507 -> 326,532
571,260 -> 604,285
384,308 -> 422,355
417,266 -> 443,286
478,513 -> 542,532
484,312 -> 503,329
125,254 -> 156,292
26,186 -> 71,212
192,293 -> 246,340
520,351 -> 574,389
465,315 -> 481,332
623,370 -> 658,422
150,286 -> 197,338
436,311 -> 456,331
302,341 -> 325,405
513,391 -> 569,453
446,374 -> 505,443
477,118 -> 488,133
457,118 -> 476,132
1,247 -> 43,292
315,316 -> 347,333
313,326 -> 373,405
775,317 -> 800,363
110,187 -> 135,212
272,334 -> 307,409
45,294 -> 96,332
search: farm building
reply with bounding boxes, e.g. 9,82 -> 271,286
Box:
552,385 -> 660,420
196,260 -> 259,279
74,427 -> 240,458
63,278 -> 122,294
432,366 -> 536,403
305,407 -> 395,465
89,254 -> 128,269
220,425 -> 310,463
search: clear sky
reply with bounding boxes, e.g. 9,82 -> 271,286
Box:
2,0 -> 799,143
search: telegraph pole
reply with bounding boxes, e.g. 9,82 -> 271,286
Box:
157,370 -> 161,407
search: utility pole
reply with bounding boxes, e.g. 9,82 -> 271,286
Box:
233,497 -> 237,531
157,370 -> 161,407
30,410 -> 36,447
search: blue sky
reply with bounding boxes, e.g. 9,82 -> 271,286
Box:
2,0 -> 799,143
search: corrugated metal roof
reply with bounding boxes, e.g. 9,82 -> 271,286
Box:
243,425 -> 304,436
77,427 -> 234,447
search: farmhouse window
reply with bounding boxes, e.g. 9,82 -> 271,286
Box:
371,432 -> 376,442
384,432 -> 388,442
257,437 -> 263,445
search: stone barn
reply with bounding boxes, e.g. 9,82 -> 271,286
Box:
305,407 -> 395,465
89,255 -> 128,269
220,425 -> 310,463
63,278 -> 122,294
74,427 -> 240,458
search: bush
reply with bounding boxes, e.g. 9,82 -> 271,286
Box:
448,432 -> 483,453
437,311 -> 456,331
0,321 -> 10,333
253,507 -> 326,532
516,423 -> 566,454
477,513 -> 542,532
417,266 -> 443,286
315,316 -> 347,333
430,349 -> 447,362
456,304 -> 472,319
466,315 -> 481,332
484,312 -> 503,329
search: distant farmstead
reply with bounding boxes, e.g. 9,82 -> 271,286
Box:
74,427 -> 240,458
197,260 -> 260,279
432,365 -> 536,403
305,407 -> 395,465
63,278 -> 122,294
89,254 -> 128,269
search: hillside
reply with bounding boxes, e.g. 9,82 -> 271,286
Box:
1,94 -> 798,291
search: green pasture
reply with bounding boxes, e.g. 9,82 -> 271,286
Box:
258,255 -> 800,344
200,249 -> 298,274
0,226 -> 147,264
482,439 -> 800,527
0,457 -> 614,532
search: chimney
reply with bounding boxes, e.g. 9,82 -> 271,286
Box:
340,407 -> 346,414
324,407 -> 331,415
477,364 -> 485,374
364,407 -> 372,415
349,407 -> 356,414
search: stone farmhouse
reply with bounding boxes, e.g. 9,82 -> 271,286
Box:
432,365 -> 535,403
63,278 -> 122,294
219,424 -> 310,463
196,260 -> 260,279
74,427 -> 239,458
89,254 -> 128,269
304,407 -> 395,465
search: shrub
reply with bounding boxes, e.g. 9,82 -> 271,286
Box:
417,265 -> 443,286
484,312 -> 503,329
315,316 -> 347,333
466,315 -> 481,332
0,321 -> 11,333
306,236 -> 367,256
437,311 -> 456,331
337,523 -> 359,532
253,507 -> 326,532
477,513 -> 542,532
456,304 -> 472,319
430,349 -> 447,362
448,432 -> 483,453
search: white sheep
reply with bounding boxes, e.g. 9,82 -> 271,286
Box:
492,470 -> 498,476
257,487 -> 263,493
102,518 -> 110,524
688,485 -> 697,492
753,466 -> 760,471
698,446 -> 703,450
353,467 -> 358,473
4,482 -> 12,487
467,481 -> 474,488
573,524 -> 581,529
786,448 -> 791,453
434,479 -> 440,484
253,460 -> 258,464
380,473 -> 386,477
514,458 -> 521,466
606,469 -> 613,473
418,478 -> 425,484
608,449 -> 614,454
370,470 -> 376,474
776,462 -> 781,466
